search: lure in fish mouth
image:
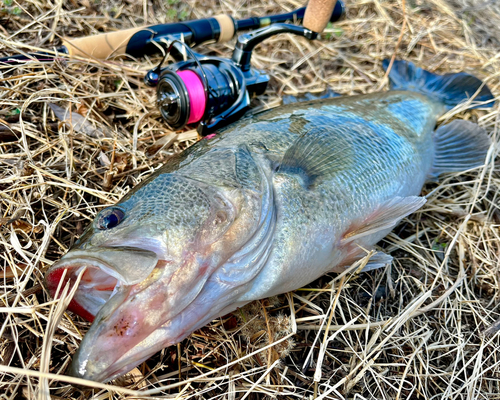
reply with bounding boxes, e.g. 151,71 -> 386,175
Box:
45,60 -> 494,383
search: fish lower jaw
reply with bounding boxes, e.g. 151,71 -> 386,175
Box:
68,323 -> 181,383
68,288 -> 233,382
69,350 -> 154,383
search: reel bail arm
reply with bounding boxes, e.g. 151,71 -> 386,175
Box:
232,24 -> 317,72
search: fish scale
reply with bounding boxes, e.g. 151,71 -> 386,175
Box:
45,60 -> 494,382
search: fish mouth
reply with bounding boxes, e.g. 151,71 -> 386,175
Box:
46,246 -> 166,382
45,247 -> 160,322
46,258 -> 120,322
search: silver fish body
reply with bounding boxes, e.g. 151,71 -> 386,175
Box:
45,61 -> 493,382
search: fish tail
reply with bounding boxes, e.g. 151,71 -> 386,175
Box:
382,59 -> 494,109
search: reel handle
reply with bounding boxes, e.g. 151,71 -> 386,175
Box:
303,0 -> 339,33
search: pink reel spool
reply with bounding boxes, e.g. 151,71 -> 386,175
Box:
177,70 -> 206,124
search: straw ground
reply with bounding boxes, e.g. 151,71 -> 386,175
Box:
1,0 -> 499,398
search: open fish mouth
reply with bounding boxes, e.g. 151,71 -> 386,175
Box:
45,247 -> 160,322
46,258 -> 121,322
46,245 -> 208,382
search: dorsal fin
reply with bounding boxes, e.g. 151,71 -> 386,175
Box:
383,59 -> 494,110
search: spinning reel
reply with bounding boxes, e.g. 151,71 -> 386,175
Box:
144,5 -> 342,135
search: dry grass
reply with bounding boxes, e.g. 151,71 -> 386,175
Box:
1,0 -> 500,398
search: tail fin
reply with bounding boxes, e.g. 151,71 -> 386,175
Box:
382,59 -> 494,110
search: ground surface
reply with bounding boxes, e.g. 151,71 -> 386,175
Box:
0,0 -> 499,399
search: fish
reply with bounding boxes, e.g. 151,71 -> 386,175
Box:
45,60 -> 494,382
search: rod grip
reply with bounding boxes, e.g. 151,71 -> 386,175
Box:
63,26 -> 145,58
214,14 -> 235,42
303,0 -> 338,33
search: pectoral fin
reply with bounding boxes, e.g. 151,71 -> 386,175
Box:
342,196 -> 426,244
277,125 -> 352,189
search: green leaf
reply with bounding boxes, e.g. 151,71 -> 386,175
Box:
166,8 -> 177,20
332,27 -> 343,37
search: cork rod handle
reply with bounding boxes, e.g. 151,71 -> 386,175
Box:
63,14 -> 234,60
63,26 -> 145,59
303,0 -> 338,33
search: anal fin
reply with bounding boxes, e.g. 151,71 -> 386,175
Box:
331,250 -> 393,274
342,196 -> 426,244
362,252 -> 393,271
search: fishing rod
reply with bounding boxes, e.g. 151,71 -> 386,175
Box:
0,1 -> 344,64
146,0 -> 343,135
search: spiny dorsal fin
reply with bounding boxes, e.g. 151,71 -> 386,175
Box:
383,59 -> 494,110
342,196 -> 426,244
277,126 -> 353,189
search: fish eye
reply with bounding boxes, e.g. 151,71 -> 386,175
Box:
97,208 -> 125,230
